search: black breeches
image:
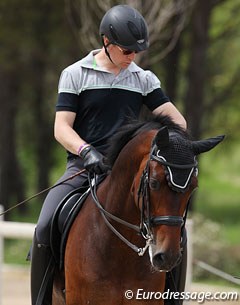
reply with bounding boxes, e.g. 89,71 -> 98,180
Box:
35,158 -> 87,245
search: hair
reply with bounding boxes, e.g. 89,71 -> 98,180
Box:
106,114 -> 188,167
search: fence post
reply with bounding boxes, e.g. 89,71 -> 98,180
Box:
0,205 -> 4,305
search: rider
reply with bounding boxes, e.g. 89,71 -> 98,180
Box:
30,4 -> 187,305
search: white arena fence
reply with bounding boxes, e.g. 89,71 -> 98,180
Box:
0,205 -> 35,305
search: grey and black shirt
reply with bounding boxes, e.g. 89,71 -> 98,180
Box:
56,49 -> 169,158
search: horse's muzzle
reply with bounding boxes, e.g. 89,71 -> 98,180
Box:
151,249 -> 182,272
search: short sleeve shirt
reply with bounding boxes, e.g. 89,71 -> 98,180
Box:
56,50 -> 169,158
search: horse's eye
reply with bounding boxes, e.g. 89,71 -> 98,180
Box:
149,178 -> 160,190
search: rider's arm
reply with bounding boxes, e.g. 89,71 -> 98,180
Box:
142,71 -> 187,130
54,111 -> 87,156
153,101 -> 187,130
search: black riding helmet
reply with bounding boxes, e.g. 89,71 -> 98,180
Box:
99,5 -> 149,52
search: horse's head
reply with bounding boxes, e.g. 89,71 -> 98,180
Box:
132,126 -> 224,272
107,116 -> 224,272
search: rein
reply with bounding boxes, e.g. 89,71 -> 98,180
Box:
88,173 -> 151,256
0,169 -> 87,217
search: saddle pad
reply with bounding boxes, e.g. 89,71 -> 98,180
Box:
50,187 -> 89,268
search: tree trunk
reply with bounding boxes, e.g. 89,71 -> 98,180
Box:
184,1 -> 214,139
0,66 -> 26,217
164,38 -> 182,101
29,2 -> 55,193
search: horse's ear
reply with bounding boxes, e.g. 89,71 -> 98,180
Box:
192,135 -> 225,155
154,126 -> 169,148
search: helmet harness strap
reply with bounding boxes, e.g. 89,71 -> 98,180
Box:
101,36 -> 114,64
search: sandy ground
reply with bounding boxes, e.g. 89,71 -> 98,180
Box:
1,265 -> 239,305
1,265 -> 30,305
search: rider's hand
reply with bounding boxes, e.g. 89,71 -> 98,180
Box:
79,145 -> 110,175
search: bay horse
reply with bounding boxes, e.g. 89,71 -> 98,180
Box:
52,115 -> 224,305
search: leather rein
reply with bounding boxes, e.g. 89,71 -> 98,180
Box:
89,149 -> 197,256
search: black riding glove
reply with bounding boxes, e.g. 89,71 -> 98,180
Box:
79,145 -> 110,175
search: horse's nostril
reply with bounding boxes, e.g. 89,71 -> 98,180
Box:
152,251 -> 181,271
152,252 -> 165,267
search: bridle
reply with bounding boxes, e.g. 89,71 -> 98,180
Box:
147,144 -> 198,226
137,161 -> 184,239
89,144 -> 198,257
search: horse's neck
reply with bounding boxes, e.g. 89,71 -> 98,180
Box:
103,133 -> 152,218
103,170 -> 137,216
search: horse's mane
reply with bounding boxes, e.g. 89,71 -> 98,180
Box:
106,114 -> 188,167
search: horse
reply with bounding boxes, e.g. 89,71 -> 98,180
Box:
52,115 -> 224,305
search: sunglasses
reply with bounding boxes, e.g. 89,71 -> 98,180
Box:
116,45 -> 138,55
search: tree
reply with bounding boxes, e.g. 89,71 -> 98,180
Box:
1,0 -> 240,218
0,0 -> 78,215
64,0 -> 196,66
183,0 -> 240,139
0,2 -> 26,215
183,1 -> 214,139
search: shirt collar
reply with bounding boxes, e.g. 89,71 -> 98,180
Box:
79,49 -> 142,73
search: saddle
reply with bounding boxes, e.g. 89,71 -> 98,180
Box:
50,174 -> 106,270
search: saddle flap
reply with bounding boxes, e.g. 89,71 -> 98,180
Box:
58,193 -> 82,234
50,187 -> 87,264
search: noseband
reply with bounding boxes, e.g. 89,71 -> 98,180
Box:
138,162 -> 183,233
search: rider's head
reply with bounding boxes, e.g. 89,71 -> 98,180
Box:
99,5 -> 149,61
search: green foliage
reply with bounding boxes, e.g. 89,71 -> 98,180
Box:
204,0 -> 240,138
195,140 -> 240,226
192,140 -> 240,282
4,239 -> 31,265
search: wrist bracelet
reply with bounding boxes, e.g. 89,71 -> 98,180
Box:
77,143 -> 89,156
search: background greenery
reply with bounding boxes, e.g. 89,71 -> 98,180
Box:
0,0 -> 239,285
